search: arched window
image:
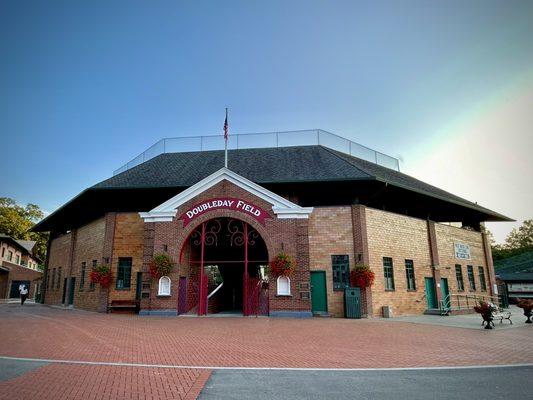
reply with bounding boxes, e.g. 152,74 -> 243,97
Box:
277,276 -> 291,296
158,276 -> 171,296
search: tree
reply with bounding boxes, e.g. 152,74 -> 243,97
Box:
0,197 -> 48,265
489,220 -> 533,262
505,220 -> 533,249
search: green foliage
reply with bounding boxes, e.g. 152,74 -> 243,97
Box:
505,220 -> 533,249
150,253 -> 174,278
0,197 -> 48,262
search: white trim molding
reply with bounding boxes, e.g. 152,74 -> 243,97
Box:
139,168 -> 313,222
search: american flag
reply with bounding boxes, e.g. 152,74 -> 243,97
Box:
223,108 -> 229,140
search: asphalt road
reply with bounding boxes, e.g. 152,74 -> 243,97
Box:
199,366 -> 533,400
0,358 -> 48,382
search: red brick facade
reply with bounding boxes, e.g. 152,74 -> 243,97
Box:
43,179 -> 497,318
0,261 -> 42,299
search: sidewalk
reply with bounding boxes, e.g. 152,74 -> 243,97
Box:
389,306 -> 526,330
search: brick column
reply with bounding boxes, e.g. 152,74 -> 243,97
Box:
41,233 -> 54,304
64,228 -> 78,305
98,213 -> 117,313
427,220 -> 442,305
482,232 -> 497,297
140,222 -> 155,312
351,205 -> 372,317
296,219 -> 311,313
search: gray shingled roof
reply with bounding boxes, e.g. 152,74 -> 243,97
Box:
93,145 -> 509,220
93,146 -> 373,189
16,240 -> 36,253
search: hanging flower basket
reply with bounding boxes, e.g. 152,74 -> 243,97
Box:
350,264 -> 375,288
517,298 -> 533,324
150,253 -> 175,279
89,264 -> 112,288
269,252 -> 295,277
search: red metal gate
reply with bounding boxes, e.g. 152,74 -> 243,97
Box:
187,218 -> 268,316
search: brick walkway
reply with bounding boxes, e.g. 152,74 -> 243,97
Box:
0,304 -> 532,399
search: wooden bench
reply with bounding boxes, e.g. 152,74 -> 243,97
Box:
108,300 -> 140,314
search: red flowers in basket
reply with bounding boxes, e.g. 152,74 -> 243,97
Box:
149,253 -> 174,279
473,301 -> 496,316
350,264 -> 375,288
89,264 -> 112,288
269,253 -> 295,277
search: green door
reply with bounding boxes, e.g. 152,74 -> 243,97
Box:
440,278 -> 450,308
424,277 -> 438,309
311,271 -> 328,314
68,277 -> 76,305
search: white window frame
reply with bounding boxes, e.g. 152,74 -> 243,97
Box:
276,276 -> 291,296
158,276 -> 171,296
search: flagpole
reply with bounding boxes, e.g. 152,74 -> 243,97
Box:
224,108 -> 228,169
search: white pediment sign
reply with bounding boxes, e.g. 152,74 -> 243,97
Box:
139,168 -> 313,223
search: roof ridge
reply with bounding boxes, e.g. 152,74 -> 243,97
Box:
318,146 -> 376,179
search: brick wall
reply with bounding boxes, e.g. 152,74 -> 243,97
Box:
366,207 -> 433,316
44,217 -> 108,311
144,180 -> 312,315
308,206 -> 354,317
0,261 -> 42,298
45,232 -> 72,305
70,218 -> 106,311
435,223 -> 492,299
109,213 -> 145,302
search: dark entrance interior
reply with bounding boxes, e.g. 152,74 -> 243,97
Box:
9,280 -> 30,299
185,218 -> 269,315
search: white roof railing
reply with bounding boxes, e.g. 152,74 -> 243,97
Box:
113,129 -> 400,176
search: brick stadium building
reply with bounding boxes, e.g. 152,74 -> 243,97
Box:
34,130 -> 511,317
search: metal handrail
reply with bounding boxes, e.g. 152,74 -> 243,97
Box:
113,129 -> 400,175
440,293 -> 501,314
207,282 -> 223,299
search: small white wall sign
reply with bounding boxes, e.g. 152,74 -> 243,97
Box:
454,242 -> 471,260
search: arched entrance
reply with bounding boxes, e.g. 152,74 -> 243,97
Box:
180,217 -> 269,316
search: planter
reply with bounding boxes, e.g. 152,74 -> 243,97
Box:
517,299 -> 533,324
482,313 -> 494,329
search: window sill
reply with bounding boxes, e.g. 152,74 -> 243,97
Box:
115,288 -> 131,291
275,294 -> 292,298
385,289 -> 395,292
406,289 -> 417,292
156,294 -> 172,298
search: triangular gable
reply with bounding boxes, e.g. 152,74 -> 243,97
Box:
139,168 -> 313,222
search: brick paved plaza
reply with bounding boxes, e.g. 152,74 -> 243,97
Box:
1,304 -> 532,399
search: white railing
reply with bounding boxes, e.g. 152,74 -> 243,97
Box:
113,129 -> 400,175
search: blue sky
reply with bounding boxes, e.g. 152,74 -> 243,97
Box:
1,0 -> 532,242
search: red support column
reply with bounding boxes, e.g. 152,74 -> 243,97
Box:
243,223 -> 249,316
198,222 -> 207,316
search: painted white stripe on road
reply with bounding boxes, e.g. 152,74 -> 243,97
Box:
1,356 -> 532,372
